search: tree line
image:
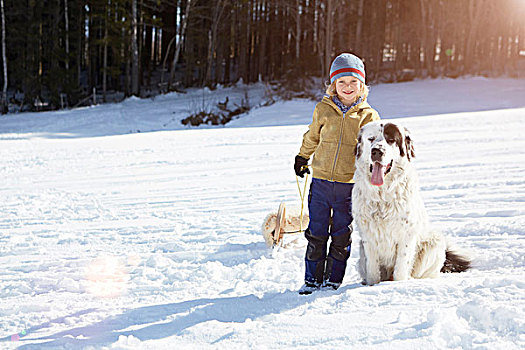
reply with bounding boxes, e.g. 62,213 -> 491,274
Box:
0,0 -> 523,112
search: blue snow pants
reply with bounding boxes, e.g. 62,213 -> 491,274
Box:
304,178 -> 353,284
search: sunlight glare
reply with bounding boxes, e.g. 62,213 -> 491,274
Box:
85,255 -> 130,298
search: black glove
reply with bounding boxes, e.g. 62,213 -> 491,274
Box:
294,155 -> 310,177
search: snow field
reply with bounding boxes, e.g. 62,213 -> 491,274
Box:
0,77 -> 524,349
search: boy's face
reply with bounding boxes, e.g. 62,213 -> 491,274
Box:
335,76 -> 363,106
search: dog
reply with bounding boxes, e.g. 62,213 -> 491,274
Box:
352,121 -> 470,285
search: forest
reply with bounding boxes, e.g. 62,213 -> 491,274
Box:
0,0 -> 523,112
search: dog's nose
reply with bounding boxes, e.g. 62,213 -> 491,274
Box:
371,148 -> 384,162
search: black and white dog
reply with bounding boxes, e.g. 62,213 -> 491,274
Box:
352,121 -> 470,285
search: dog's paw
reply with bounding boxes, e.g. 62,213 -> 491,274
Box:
364,273 -> 380,286
393,270 -> 410,281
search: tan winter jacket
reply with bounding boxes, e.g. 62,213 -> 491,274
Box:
298,96 -> 380,183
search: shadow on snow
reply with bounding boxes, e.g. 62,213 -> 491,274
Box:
12,284 -> 362,349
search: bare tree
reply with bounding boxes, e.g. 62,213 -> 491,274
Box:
103,0 -> 110,101
324,0 -> 334,76
464,0 -> 488,74
131,0 -> 140,95
64,0 -> 70,71
205,0 -> 228,86
169,0 -> 194,88
1,0 -> 6,114
295,0 -> 301,60
419,0 -> 435,76
355,0 -> 364,54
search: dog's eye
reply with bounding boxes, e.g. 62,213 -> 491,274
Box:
386,138 -> 395,144
368,137 -> 375,142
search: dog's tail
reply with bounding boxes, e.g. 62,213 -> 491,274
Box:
440,247 -> 471,273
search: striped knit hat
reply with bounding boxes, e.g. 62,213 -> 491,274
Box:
329,53 -> 366,84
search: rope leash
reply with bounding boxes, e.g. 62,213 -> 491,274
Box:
295,165 -> 309,233
273,165 -> 310,238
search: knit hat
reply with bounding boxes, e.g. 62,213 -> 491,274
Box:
329,53 -> 366,84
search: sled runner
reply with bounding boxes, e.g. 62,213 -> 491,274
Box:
274,202 -> 286,245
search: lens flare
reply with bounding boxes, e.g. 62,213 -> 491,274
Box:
84,256 -> 129,298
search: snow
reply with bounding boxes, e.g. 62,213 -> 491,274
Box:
0,77 -> 524,349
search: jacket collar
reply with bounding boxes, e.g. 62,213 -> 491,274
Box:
321,95 -> 370,114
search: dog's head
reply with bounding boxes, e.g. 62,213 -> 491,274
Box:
354,121 -> 415,186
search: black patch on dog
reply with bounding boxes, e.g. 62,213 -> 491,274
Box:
404,128 -> 416,160
383,123 -> 405,157
441,250 -> 471,273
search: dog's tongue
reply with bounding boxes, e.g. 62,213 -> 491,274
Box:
371,162 -> 386,186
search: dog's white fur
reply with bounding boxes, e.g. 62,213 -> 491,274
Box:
352,121 -> 468,285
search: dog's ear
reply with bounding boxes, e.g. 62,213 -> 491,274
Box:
384,123 -> 405,157
354,131 -> 362,159
404,127 -> 415,160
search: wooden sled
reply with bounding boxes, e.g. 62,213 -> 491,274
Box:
261,202 -> 309,248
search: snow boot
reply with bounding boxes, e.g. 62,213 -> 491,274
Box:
322,281 -> 341,291
298,281 -> 321,295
